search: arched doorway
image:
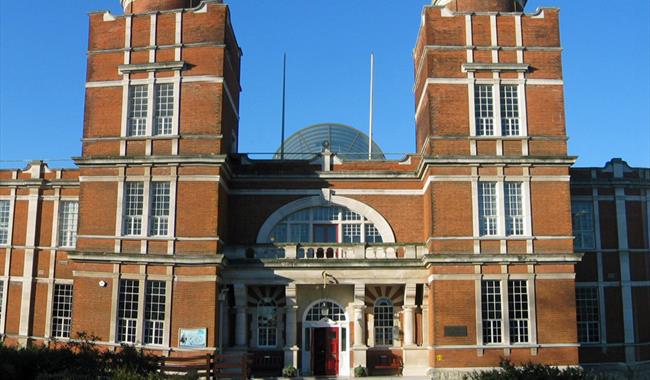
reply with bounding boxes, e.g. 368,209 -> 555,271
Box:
301,299 -> 350,376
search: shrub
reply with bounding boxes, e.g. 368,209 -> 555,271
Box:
282,365 -> 298,378
463,360 -> 609,380
354,365 -> 368,377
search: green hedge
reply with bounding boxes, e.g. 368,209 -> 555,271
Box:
0,333 -> 162,380
464,360 -> 611,380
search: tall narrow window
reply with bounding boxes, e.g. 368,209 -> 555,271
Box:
154,83 -> 174,136
0,200 -> 9,245
504,182 -> 524,236
123,182 -> 144,236
479,182 -> 498,236
572,201 -> 595,249
52,284 -> 73,338
576,287 -> 600,343
117,279 -> 139,343
149,182 -> 170,236
144,281 -> 166,345
58,201 -> 78,248
128,85 -> 148,136
500,85 -> 520,136
257,298 -> 277,347
508,280 -> 529,343
0,280 -> 4,323
374,298 -> 394,346
481,280 -> 502,344
475,84 -> 494,136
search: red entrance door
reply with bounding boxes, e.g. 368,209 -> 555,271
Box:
312,327 -> 339,376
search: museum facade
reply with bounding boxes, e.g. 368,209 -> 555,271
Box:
0,0 -> 648,377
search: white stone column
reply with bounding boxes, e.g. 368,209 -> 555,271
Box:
233,284 -> 248,348
402,305 -> 415,347
352,283 -> 367,368
353,305 -> 366,347
284,284 -> 299,369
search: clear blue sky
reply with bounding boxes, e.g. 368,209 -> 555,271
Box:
1,1 -> 648,168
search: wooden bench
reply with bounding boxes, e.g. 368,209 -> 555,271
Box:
159,353 -> 249,379
372,353 -> 403,376
160,354 -> 212,378
213,353 -> 250,379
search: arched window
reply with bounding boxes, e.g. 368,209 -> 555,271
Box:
257,298 -> 277,347
374,298 -> 394,346
268,206 -> 384,244
306,300 -> 346,322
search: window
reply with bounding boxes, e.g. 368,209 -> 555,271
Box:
128,85 -> 148,136
481,280 -> 530,345
504,182 -> 524,236
0,200 -> 10,245
144,281 -> 166,345
118,279 -> 167,345
306,300 -> 345,322
474,83 -> 521,136
572,201 -> 595,249
52,284 -> 73,338
257,298 -> 277,347
576,287 -> 600,343
149,182 -> 170,236
481,280 -> 502,344
268,205 -> 384,244
58,201 -> 78,248
479,182 -> 498,236
475,84 -> 494,136
123,182 -> 144,236
118,279 -> 139,343
154,83 -> 174,135
478,181 -> 525,237
500,85 -> 520,136
508,280 -> 529,343
0,280 -> 4,323
374,298 -> 394,346
127,83 -> 176,137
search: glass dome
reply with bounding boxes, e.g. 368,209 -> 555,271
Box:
274,123 -> 385,160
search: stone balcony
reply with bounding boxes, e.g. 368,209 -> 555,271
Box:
224,243 -> 428,260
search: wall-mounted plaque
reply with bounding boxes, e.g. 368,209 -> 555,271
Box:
179,328 -> 207,348
444,325 -> 468,337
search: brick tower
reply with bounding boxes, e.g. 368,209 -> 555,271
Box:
71,0 -> 240,347
415,0 -> 580,369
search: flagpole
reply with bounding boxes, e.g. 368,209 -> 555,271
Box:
368,52 -> 375,160
280,53 -> 287,160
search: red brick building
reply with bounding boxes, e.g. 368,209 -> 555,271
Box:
0,0 -> 647,377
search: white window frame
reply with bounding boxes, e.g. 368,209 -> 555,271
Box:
480,279 -> 531,346
149,182 -> 170,237
118,279 -> 169,346
471,80 -> 526,137
576,286 -> 600,344
572,200 -> 595,250
126,82 -> 177,138
478,181 -> 527,237
507,280 -> 529,344
58,201 -> 78,248
52,283 -> 73,339
144,280 -> 166,346
122,181 -> 172,237
153,83 -> 174,136
257,298 -> 278,348
0,200 -> 10,245
268,206 -> 384,244
117,279 -> 140,344
123,182 -> 145,236
373,298 -> 394,347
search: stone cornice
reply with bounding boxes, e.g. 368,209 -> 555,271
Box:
68,252 -> 225,266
